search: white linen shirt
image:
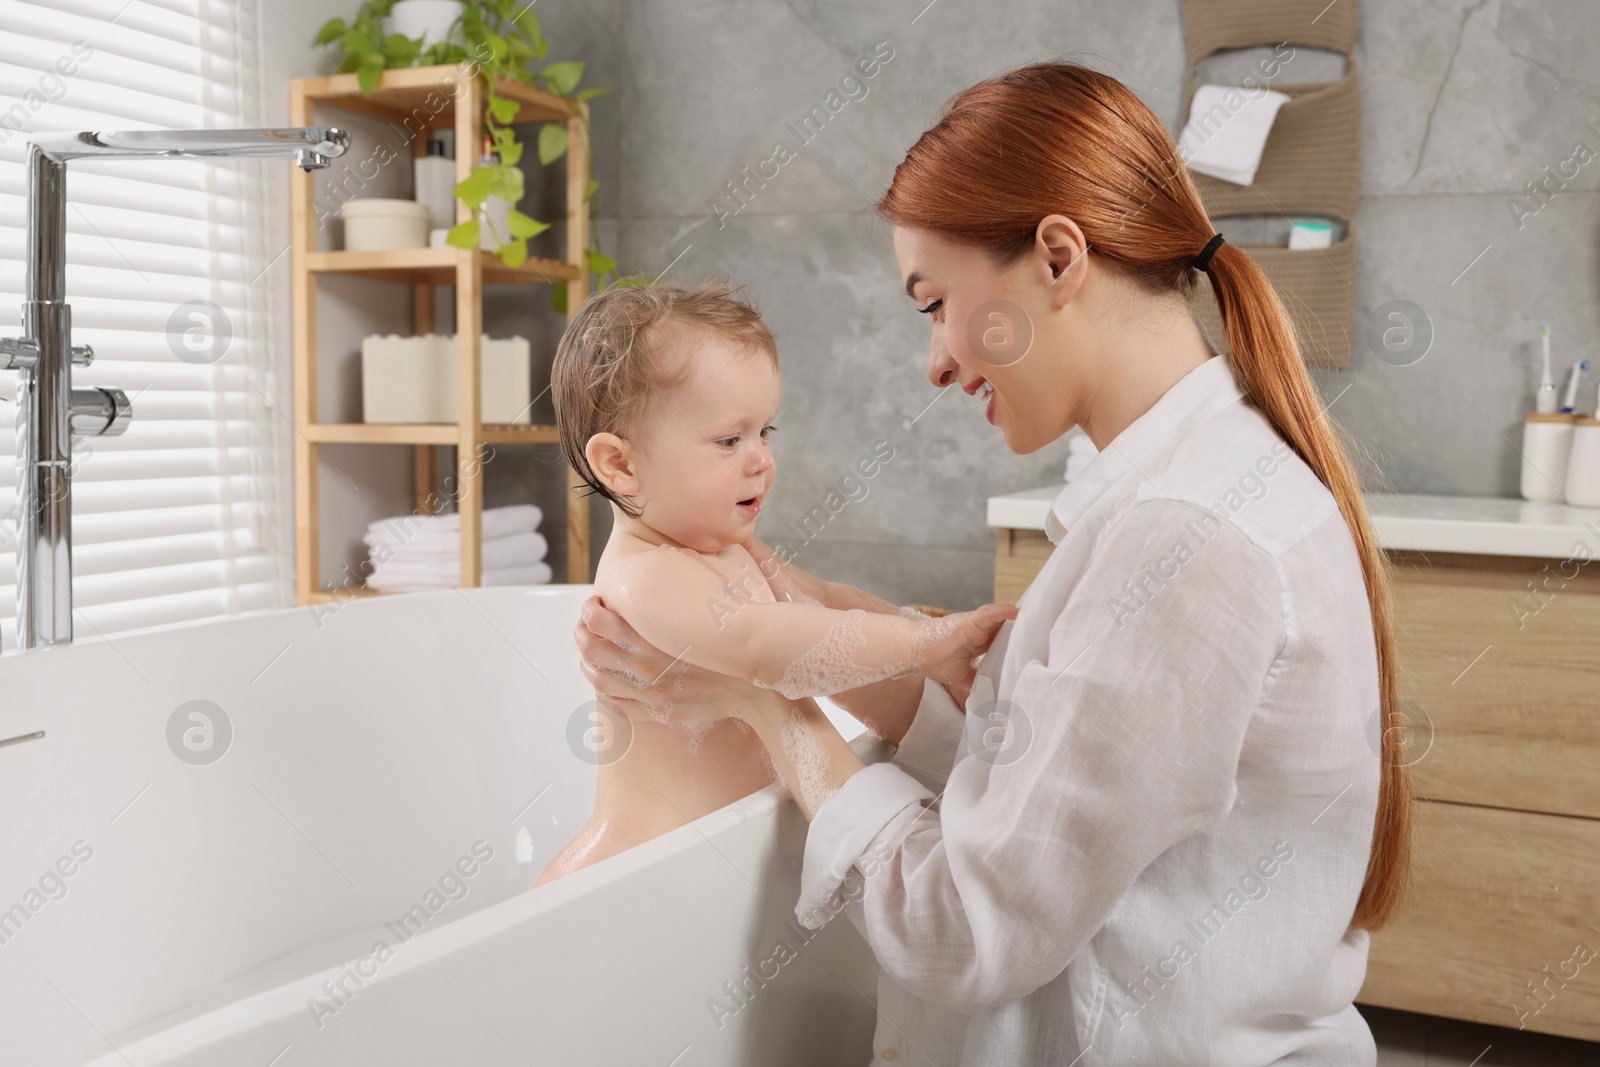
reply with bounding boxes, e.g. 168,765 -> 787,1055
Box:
796,355 -> 1382,1066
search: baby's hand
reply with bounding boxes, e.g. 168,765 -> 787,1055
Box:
912,604 -> 1018,688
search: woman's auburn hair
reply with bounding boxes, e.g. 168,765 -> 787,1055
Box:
879,60 -> 1411,932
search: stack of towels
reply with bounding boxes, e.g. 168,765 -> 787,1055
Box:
364,504 -> 552,592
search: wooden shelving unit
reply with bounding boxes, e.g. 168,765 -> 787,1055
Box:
290,66 -> 591,605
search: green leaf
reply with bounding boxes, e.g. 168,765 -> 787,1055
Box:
538,123 -> 567,165
357,53 -> 386,95
487,96 -> 520,124
485,32 -> 509,63
542,60 -> 584,96
551,282 -> 568,314
505,35 -> 534,63
314,17 -> 346,46
491,164 -> 524,205
586,249 -> 616,277
511,5 -> 541,38
496,137 -> 523,167
574,86 -> 609,102
454,166 -> 497,209
446,219 -> 480,249
428,42 -> 469,65
384,33 -> 416,60
500,239 -> 529,269
507,208 -> 549,239
342,29 -> 374,55
586,178 -> 600,201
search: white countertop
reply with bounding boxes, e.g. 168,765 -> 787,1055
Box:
987,487 -> 1600,560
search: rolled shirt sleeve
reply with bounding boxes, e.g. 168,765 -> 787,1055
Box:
793,498 -> 1288,1014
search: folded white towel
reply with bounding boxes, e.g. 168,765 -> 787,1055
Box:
366,503 -> 543,546
365,530 -> 548,570
1178,83 -> 1290,186
368,561 -> 553,592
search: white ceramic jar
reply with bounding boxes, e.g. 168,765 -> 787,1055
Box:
383,0 -> 464,47
341,198 -> 432,252
1564,416 -> 1600,508
1520,412 -> 1577,503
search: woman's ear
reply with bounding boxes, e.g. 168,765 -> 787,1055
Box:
585,432 -> 641,500
1035,215 -> 1090,305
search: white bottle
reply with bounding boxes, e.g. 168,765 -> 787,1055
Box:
413,138 -> 456,231
478,133 -> 512,252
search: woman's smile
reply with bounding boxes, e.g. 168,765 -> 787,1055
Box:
963,375 -> 998,424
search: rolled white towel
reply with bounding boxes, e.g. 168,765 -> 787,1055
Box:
366,503 -> 543,547
368,561 -> 553,592
366,529 -> 547,567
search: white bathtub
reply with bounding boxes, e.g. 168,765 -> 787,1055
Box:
0,586 -> 881,1066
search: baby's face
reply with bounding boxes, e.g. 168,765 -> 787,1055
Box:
628,324 -> 780,552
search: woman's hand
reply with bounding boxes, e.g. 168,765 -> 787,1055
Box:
574,595 -> 772,725
914,603 -> 1017,691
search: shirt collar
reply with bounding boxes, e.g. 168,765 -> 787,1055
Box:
1044,356 -> 1247,544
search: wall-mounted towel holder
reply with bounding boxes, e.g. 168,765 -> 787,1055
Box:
1182,0 -> 1360,369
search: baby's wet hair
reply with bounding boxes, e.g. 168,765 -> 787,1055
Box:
552,275 -> 778,517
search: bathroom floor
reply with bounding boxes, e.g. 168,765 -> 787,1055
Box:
1365,1005 -> 1599,1065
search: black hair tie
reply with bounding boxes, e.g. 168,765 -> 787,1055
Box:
1193,232 -> 1225,273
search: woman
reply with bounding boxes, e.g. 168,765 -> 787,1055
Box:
574,62 -> 1411,1066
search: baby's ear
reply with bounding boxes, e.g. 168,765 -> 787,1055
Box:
585,432 -> 639,497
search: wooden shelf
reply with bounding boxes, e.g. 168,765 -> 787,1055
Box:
291,66 -> 592,603
305,423 -> 561,445
298,65 -> 576,126
307,585 -> 383,604
305,248 -> 580,286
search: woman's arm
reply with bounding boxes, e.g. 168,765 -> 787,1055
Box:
788,500 -> 1290,1014
739,696 -> 869,819
824,673 -> 926,746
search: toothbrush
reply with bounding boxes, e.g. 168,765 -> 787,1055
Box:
1561,359 -> 1590,413
1535,326 -> 1558,413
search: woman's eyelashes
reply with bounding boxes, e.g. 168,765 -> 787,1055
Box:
917,297 -> 944,318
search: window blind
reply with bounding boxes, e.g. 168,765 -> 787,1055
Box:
0,0 -> 294,649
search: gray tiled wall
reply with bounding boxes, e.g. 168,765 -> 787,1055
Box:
398,0 -> 1600,608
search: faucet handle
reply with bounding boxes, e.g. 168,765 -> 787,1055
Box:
69,387 -> 131,437
1,336 -> 94,370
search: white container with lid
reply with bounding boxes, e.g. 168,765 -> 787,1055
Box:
341,198 -> 431,252
1565,416 -> 1600,508
1520,412 -> 1577,503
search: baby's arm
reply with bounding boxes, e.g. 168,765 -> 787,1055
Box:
608,547 -> 1013,701
740,536 -> 904,616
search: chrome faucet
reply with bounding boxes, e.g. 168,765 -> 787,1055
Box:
3,126 -> 351,651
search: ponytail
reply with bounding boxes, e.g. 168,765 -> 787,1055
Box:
878,60 -> 1411,930
1202,241 -> 1412,930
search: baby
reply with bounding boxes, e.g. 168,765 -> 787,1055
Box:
538,278 -> 1012,885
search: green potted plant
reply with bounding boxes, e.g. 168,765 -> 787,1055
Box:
315,0 -> 621,309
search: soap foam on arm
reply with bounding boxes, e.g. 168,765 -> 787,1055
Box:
604,544 -> 966,701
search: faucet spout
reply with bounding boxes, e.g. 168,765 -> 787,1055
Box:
6,126 -> 353,652
30,126 -> 351,168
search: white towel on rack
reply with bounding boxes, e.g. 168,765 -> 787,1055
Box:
1178,83 -> 1291,186
366,530 -> 548,569
368,561 -> 554,592
366,504 -> 543,548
